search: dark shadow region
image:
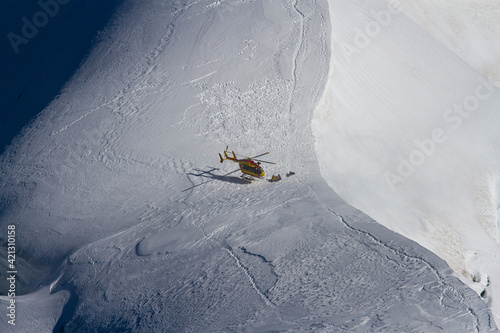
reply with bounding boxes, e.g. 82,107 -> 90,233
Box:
52,279 -> 79,333
183,167 -> 251,192
0,0 -> 126,154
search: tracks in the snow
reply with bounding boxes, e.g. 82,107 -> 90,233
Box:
315,192 -> 482,332
224,246 -> 275,307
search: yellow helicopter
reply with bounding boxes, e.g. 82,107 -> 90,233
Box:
219,147 -> 275,179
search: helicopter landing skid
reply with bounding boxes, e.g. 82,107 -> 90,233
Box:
240,174 -> 258,181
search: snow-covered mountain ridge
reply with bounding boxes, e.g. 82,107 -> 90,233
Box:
0,0 -> 499,331
314,0 -> 500,324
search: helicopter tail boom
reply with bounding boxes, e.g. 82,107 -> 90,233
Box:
219,150 -> 237,163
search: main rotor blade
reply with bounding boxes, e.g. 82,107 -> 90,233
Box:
253,158 -> 276,165
251,152 -> 271,159
231,151 -> 273,163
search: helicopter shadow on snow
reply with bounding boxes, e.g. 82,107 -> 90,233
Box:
182,167 -> 250,192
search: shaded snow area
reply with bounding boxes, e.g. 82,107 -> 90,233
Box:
0,0 -> 498,332
313,0 -> 500,326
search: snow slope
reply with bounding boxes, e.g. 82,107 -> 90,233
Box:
0,0 -> 497,331
0,0 -> 125,154
397,0 -> 500,86
314,0 -> 500,322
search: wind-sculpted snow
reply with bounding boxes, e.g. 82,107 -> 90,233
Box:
0,0 -> 498,331
314,0 -> 500,323
136,223 -> 203,256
